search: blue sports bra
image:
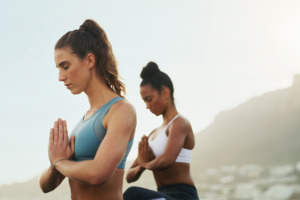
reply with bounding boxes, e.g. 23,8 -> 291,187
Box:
70,96 -> 133,169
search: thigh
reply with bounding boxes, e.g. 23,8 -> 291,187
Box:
123,186 -> 175,200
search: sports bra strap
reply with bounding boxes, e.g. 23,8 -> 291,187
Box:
165,114 -> 180,129
99,96 -> 124,122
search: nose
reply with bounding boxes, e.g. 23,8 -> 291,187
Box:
58,69 -> 66,82
146,103 -> 151,109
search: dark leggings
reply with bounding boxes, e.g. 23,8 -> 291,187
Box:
123,183 -> 199,200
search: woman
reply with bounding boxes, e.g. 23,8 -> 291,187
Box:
123,62 -> 199,200
39,19 -> 136,200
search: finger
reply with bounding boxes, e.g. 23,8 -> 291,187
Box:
70,136 -> 75,155
145,137 -> 149,146
140,136 -> 145,146
54,121 -> 59,144
139,135 -> 144,143
141,142 -> 145,154
138,141 -> 143,153
63,120 -> 68,143
144,135 -> 148,143
142,136 -> 147,152
143,136 -> 147,144
58,119 -> 64,144
49,128 -> 54,147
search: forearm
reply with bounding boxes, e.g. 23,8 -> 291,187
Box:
39,165 -> 65,193
54,159 -> 110,186
142,156 -> 174,171
126,165 -> 146,183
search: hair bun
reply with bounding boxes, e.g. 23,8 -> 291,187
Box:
79,19 -> 100,38
140,61 -> 160,80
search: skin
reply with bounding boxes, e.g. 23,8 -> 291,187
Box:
39,47 -> 136,200
126,84 -> 195,187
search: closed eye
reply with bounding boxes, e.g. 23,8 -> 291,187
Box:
63,66 -> 69,70
145,98 -> 152,103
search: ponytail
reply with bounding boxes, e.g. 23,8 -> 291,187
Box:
55,19 -> 126,97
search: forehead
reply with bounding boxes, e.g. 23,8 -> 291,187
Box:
140,84 -> 157,96
54,47 -> 77,66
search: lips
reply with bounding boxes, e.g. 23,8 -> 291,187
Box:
65,84 -> 72,89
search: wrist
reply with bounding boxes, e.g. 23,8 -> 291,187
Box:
139,162 -> 147,169
53,158 -> 68,169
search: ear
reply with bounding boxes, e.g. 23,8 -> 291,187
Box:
161,86 -> 171,100
86,53 -> 96,70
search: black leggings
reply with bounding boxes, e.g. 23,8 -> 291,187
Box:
123,183 -> 199,200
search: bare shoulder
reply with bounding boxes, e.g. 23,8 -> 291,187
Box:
107,98 -> 136,118
170,115 -> 193,134
104,98 -> 137,129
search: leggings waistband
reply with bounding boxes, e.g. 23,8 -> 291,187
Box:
158,183 -> 196,190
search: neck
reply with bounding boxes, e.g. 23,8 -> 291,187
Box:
84,73 -> 118,109
162,103 -> 178,125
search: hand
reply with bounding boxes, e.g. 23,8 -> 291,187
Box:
137,135 -> 155,166
48,118 -> 75,166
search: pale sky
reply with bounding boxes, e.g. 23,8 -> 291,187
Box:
0,0 -> 300,185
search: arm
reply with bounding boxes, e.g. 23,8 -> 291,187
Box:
125,158 -> 145,183
126,130 -> 157,183
54,102 -> 136,185
140,118 -> 188,170
39,165 -> 65,193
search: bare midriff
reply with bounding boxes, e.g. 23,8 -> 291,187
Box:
152,163 -> 194,187
69,169 -> 124,200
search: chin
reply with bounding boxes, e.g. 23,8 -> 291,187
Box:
151,111 -> 161,116
70,89 -> 83,95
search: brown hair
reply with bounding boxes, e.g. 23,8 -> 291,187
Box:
55,19 -> 125,97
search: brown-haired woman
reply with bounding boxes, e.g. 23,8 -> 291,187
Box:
123,62 -> 199,200
39,19 -> 136,200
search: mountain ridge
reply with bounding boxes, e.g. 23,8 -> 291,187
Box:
193,75 -> 300,169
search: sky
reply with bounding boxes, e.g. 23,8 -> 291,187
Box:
0,0 -> 300,185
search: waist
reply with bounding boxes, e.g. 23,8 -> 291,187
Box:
69,169 -> 124,200
153,163 -> 194,187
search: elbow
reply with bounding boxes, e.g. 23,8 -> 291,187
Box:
39,181 -> 52,193
89,176 -> 109,186
39,178 -> 51,193
126,175 -> 136,183
126,178 -> 133,183
40,187 -> 51,194
126,175 -> 131,183
87,171 -> 110,186
160,161 -> 174,169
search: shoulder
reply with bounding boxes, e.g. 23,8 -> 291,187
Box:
169,115 -> 192,135
108,98 -> 136,123
112,98 -> 136,115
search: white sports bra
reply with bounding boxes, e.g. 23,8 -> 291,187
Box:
148,114 -> 192,163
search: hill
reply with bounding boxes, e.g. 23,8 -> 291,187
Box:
193,75 -> 300,170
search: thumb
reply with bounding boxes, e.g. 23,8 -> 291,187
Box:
70,136 -> 75,153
